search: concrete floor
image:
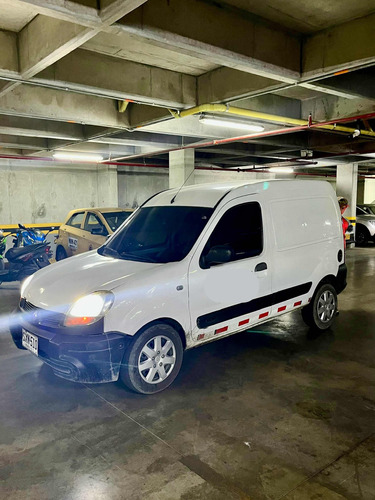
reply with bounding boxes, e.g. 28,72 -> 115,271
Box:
0,248 -> 374,500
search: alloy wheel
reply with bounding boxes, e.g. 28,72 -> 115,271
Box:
317,290 -> 336,323
138,335 -> 176,384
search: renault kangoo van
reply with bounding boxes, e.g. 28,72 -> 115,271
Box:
11,180 -> 347,394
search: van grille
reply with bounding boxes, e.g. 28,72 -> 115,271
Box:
20,299 -> 64,329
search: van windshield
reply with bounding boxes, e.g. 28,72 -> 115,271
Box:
100,206 -> 213,263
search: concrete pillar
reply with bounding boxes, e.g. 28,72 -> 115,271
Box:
336,163 -> 358,247
97,164 -> 118,206
169,149 -> 195,189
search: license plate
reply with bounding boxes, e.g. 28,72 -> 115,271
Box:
22,329 -> 38,355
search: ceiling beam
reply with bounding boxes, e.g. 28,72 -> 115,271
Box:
302,12 -> 375,79
303,70 -> 375,102
116,0 -> 300,83
0,31 -> 18,78
33,49 -> 196,108
0,0 -> 149,98
0,85 -> 129,129
302,95 -> 375,122
9,0 -> 101,28
0,135 -> 47,150
0,115 -> 85,140
198,68 -> 282,104
18,16 -> 96,80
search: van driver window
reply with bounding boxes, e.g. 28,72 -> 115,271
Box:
202,202 -> 263,265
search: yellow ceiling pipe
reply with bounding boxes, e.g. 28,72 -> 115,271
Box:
170,103 -> 375,138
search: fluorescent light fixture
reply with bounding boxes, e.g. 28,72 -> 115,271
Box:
362,153 -> 375,158
269,167 -> 294,173
53,152 -> 103,162
200,116 -> 264,132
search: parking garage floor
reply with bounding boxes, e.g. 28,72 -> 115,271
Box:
1,248 -> 374,500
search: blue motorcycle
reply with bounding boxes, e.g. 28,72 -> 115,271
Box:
12,224 -> 54,259
13,224 -> 48,247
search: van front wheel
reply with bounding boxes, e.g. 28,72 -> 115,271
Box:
120,324 -> 183,394
301,283 -> 337,331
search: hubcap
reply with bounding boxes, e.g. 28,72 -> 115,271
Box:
138,335 -> 176,384
317,290 -> 336,323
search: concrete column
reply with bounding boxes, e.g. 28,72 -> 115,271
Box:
169,149 -> 195,189
336,163 -> 358,247
97,164 -> 118,206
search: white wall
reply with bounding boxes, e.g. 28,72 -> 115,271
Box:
0,160 -> 118,225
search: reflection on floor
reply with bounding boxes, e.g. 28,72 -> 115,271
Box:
0,248 -> 374,499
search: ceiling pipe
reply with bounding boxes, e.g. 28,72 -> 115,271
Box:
107,110 -> 375,163
170,104 -> 375,138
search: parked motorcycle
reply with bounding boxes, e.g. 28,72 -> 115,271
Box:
0,242 -> 51,285
13,224 -> 55,258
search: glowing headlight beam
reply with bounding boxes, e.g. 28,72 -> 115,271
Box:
65,291 -> 114,327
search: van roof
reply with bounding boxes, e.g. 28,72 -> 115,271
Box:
144,179 -> 333,208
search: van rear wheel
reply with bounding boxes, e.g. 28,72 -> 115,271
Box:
120,324 -> 183,394
301,283 -> 337,331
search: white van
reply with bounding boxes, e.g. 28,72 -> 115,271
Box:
11,180 -> 347,394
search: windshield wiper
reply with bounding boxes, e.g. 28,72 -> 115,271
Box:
119,252 -> 157,263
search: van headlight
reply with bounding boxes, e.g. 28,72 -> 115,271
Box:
20,275 -> 33,298
64,291 -> 114,327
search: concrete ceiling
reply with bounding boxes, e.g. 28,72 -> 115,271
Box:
208,0 -> 375,34
0,0 -> 375,177
0,0 -> 36,32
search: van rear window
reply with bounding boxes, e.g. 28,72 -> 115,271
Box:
270,197 -> 340,250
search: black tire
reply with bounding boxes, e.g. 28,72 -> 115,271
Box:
120,324 -> 183,394
356,225 -> 369,246
301,283 -> 337,331
56,246 -> 67,261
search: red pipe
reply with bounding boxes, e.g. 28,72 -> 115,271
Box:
105,110 -> 375,163
2,109 -> 375,175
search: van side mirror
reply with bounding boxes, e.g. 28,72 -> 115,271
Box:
203,245 -> 233,268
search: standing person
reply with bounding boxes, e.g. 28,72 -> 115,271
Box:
0,230 -> 6,271
338,197 -> 349,249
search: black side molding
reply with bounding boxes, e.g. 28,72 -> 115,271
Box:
197,282 -> 312,329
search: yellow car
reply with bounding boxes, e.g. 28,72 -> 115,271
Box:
55,207 -> 133,260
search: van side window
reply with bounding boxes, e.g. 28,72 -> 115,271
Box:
66,212 -> 85,228
201,202 -> 263,266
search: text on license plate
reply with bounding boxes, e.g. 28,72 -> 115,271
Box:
22,330 -> 38,355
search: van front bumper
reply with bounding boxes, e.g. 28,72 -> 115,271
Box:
10,309 -> 128,383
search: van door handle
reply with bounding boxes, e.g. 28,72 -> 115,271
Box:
255,262 -> 267,272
